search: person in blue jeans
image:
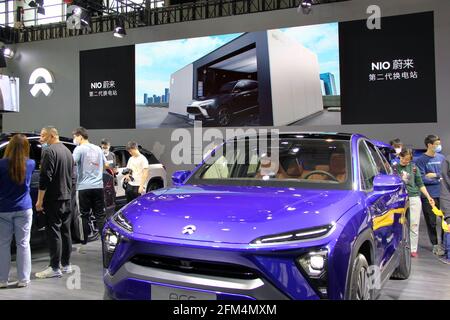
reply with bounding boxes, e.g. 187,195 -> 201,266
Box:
416,134 -> 446,256
0,134 -> 36,288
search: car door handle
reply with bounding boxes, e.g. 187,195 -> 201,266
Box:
243,94 -> 251,97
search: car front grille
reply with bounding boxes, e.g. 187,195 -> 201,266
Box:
130,254 -> 259,280
187,107 -> 202,114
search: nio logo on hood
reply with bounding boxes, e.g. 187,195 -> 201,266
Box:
29,68 -> 54,97
182,225 -> 196,235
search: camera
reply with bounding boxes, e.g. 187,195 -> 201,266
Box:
122,168 -> 134,189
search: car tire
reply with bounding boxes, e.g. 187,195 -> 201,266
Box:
348,253 -> 373,300
217,108 -> 232,126
391,217 -> 411,280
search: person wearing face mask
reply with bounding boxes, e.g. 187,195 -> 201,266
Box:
100,139 -> 116,171
389,138 -> 403,166
35,126 -> 74,279
416,134 -> 446,256
72,127 -> 108,254
392,148 -> 434,257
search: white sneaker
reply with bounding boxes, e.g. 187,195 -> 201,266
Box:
432,245 -> 445,256
35,267 -> 62,279
61,265 -> 73,274
17,281 -> 29,288
78,244 -> 87,254
0,282 -> 8,289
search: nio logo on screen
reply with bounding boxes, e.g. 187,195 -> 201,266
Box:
29,68 -> 54,97
182,225 -> 196,235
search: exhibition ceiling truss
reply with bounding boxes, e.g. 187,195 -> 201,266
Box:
0,0 -> 348,43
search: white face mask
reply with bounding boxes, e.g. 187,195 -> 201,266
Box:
395,148 -> 402,155
103,149 -> 109,156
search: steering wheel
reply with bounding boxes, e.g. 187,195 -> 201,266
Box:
303,170 -> 339,182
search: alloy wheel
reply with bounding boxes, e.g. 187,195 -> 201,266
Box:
356,267 -> 371,300
218,109 -> 231,126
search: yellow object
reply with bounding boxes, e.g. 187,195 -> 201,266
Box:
373,208 -> 405,231
431,206 -> 449,232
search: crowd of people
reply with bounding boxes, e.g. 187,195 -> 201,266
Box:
390,135 -> 450,258
0,126 -> 150,288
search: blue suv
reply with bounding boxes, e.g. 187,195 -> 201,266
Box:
103,133 -> 411,300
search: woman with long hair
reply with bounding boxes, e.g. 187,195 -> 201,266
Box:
0,134 -> 35,288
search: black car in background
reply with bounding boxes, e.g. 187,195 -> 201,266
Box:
0,133 -> 116,247
186,79 -> 259,126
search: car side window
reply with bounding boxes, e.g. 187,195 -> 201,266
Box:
359,141 -> 378,191
114,150 -> 127,168
142,151 -> 159,165
233,81 -> 246,92
365,141 -> 388,175
246,81 -> 258,90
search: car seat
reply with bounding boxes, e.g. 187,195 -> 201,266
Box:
329,153 -> 346,182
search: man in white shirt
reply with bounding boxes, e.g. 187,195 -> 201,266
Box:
124,141 -> 149,203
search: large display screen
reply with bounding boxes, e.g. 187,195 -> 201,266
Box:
79,11 -> 436,129
135,23 -> 339,128
0,76 -> 20,113
80,45 -> 135,129
339,11 -> 436,124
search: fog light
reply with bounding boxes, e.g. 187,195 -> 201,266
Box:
105,230 -> 119,252
103,228 -> 121,268
297,249 -> 328,278
310,255 -> 325,270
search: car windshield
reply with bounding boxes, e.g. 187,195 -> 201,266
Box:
219,81 -> 238,94
188,137 -> 352,190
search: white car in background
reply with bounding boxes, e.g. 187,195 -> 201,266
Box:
111,145 -> 167,207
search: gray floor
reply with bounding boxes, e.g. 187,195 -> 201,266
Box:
290,109 -> 341,126
0,218 -> 449,300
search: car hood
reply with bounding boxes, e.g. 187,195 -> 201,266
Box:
121,185 -> 360,244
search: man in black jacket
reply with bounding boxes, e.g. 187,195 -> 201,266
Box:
35,126 -> 74,279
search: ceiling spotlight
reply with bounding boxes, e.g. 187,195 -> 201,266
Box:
113,16 -> 126,38
298,0 -> 313,15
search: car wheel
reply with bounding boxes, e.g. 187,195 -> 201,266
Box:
391,217 -> 411,279
348,253 -> 373,300
218,108 -> 231,126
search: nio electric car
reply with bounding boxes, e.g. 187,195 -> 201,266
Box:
186,79 -> 258,126
103,133 -> 411,300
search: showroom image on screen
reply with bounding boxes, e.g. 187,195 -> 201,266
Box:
135,23 -> 340,128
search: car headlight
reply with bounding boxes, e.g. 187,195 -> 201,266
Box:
297,249 -> 329,299
250,224 -> 334,245
199,99 -> 215,107
113,210 -> 133,232
103,228 -> 121,268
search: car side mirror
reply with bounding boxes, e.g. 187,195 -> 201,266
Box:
373,174 -> 403,192
172,170 -> 191,186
